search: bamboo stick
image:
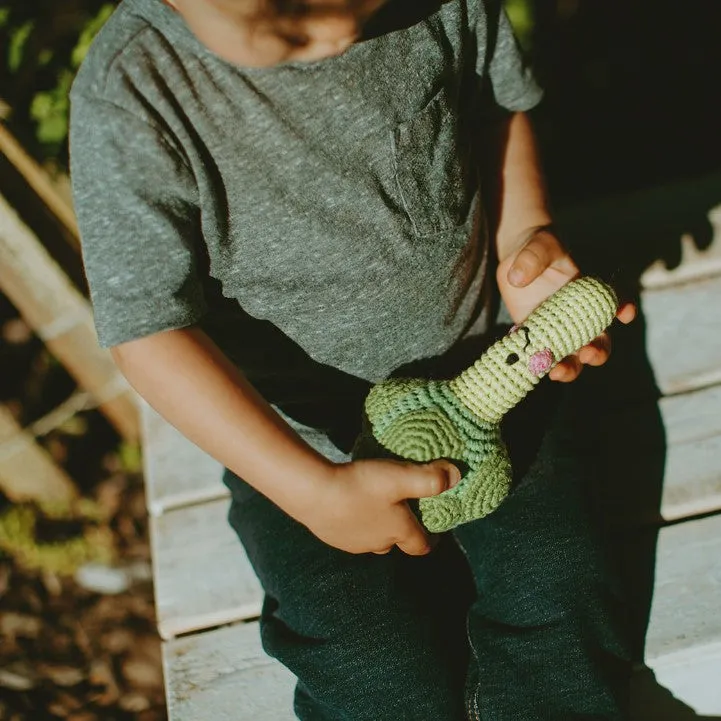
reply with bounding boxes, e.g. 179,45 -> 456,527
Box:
0,192 -> 139,441
0,406 -> 77,504
0,122 -> 80,250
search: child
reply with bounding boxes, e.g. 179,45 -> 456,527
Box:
69,1 -> 636,718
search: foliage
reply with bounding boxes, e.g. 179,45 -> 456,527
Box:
504,0 -> 534,51
0,0 -> 115,159
0,499 -> 114,575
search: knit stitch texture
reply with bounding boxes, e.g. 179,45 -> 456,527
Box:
363,277 -> 618,532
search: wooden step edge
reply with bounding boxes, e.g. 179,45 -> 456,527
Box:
660,495 -> 721,525
147,486 -> 229,519
641,230 -> 721,290
160,621 -> 721,721
646,638 -> 721,669
661,368 -> 721,398
159,603 -> 262,642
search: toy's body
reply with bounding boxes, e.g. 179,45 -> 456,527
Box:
364,277 -> 618,532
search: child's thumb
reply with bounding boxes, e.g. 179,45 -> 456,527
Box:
401,460 -> 461,499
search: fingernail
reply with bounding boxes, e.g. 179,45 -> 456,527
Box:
508,268 -> 524,286
448,465 -> 462,488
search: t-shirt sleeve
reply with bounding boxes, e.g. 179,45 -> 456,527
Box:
69,93 -> 207,348
475,0 -> 544,112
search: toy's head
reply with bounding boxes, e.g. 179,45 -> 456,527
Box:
449,277 -> 618,423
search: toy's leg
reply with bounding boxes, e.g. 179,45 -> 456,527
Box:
419,451 -> 513,532
222,469 -> 473,721
453,399 -> 633,720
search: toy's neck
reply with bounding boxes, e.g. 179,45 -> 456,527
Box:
448,348 -> 538,424
446,277 -> 620,424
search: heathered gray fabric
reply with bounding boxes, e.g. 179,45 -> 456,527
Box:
69,0 -> 542,460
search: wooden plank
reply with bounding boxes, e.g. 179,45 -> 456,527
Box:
163,622 -> 296,721
152,384 -> 721,638
151,499 -> 262,640
0,405 -> 77,504
164,630 -> 721,721
631,642 -> 721,719
0,193 -> 139,441
162,515 -> 721,719
143,273 -> 721,513
0,123 -> 80,249
644,514 -> 721,662
610,385 -> 721,523
140,402 -> 225,517
658,384 -> 721,445
660,434 -> 721,522
642,274 -> 721,395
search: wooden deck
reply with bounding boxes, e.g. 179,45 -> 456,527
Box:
144,179 -> 721,719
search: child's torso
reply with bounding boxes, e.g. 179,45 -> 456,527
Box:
73,0 -> 500,457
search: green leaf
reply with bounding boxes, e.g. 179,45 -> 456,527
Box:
38,48 -> 53,67
0,8 -> 11,28
36,114 -> 68,145
118,442 -> 143,474
30,92 -> 54,121
8,20 -> 35,73
504,0 -> 534,51
71,4 -> 115,68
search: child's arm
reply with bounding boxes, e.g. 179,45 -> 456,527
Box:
113,326 -> 459,555
483,112 -> 636,381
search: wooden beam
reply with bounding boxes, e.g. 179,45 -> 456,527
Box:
0,405 -> 77,504
151,499 -> 262,640
141,400 -> 224,517
0,192 -> 139,441
164,622 -> 296,721
0,122 -> 80,250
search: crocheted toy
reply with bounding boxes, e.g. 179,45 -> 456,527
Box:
363,276 -> 618,533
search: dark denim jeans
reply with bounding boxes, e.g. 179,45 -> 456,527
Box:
223,384 -> 633,720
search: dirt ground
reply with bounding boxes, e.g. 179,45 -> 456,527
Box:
0,299 -> 166,720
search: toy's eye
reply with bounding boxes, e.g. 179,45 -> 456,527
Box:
505,352 -> 520,365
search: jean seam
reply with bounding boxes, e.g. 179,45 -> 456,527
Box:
455,535 -> 482,721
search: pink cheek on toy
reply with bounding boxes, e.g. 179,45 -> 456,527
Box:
528,348 -> 555,376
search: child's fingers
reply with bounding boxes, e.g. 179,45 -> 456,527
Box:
550,330 -> 612,382
395,514 -> 433,557
616,301 -> 637,324
392,460 -> 460,501
507,231 -> 577,287
548,355 -> 583,382
507,241 -> 551,287
578,333 -> 611,366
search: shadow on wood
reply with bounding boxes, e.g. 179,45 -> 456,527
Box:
556,171 -> 721,715
556,171 -> 721,288
632,666 -> 721,720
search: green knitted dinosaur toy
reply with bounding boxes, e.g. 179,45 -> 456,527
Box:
363,276 -> 618,533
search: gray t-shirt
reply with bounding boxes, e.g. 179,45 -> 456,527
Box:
70,0 -> 542,460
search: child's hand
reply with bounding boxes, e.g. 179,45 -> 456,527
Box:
497,228 -> 636,382
301,459 -> 461,555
